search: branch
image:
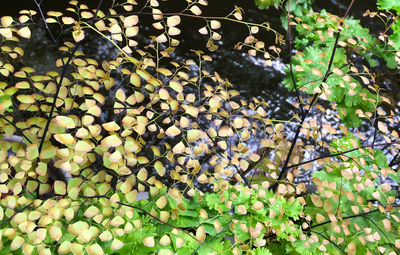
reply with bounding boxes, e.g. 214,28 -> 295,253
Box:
270,0 -> 356,192
36,0 -> 104,154
307,205 -> 400,230
286,141 -> 400,170
0,115 -> 32,144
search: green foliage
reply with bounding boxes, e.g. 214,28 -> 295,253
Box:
254,0 -> 281,10
377,0 -> 400,49
282,10 -> 389,127
298,135 -> 399,254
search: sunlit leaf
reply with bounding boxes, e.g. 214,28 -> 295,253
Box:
210,20 -> 221,29
190,5 -> 202,15
167,15 -> 181,27
1,16 -> 13,27
17,27 -> 31,39
154,161 -> 166,176
55,116 -> 76,129
143,236 -> 155,247
165,125 -> 181,136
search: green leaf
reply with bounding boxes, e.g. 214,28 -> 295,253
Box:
377,0 -> 400,12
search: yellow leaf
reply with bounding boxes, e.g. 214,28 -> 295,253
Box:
137,168 -> 148,182
102,121 -> 120,132
143,236 -> 155,247
184,105 -> 199,118
75,140 -> 92,153
102,134 -> 123,148
0,98 -> 12,114
210,20 -> 221,29
187,129 -> 201,142
169,80 -> 183,93
196,226 -> 206,242
156,33 -> 168,43
17,27 -> 31,39
19,15 -> 30,23
332,67 -> 343,75
156,196 -> 167,209
167,15 -> 180,27
47,11 -> 63,17
173,141 -> 185,154
159,235 -> 171,245
347,242 -> 356,255
124,15 -> 138,27
198,26 -> 208,35
154,161 -> 166,176
0,28 -> 12,38
54,134 -> 75,145
316,213 -> 325,222
218,126 -> 233,137
10,235 -> 24,251
168,26 -> 181,36
126,26 -> 139,37
87,244 -> 104,255
294,65 -> 304,72
310,194 -> 323,207
110,23 -> 122,34
159,88 -> 170,100
1,16 -> 13,27
81,11 -> 93,19
130,73 -> 141,87
190,5 -> 202,15
55,116 -> 76,129
165,125 -> 181,137
62,17 -> 75,25
152,9 -> 163,20
72,28 -> 85,42
377,121 -> 389,133
111,239 -> 124,250
54,181 -> 66,195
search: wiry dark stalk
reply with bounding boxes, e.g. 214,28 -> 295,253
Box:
270,0 -> 356,192
307,205 -> 400,230
362,215 -> 400,255
34,0 -> 65,66
286,141 -> 400,170
0,115 -> 32,144
389,153 -> 399,167
36,0 -> 104,154
0,202 -> 33,227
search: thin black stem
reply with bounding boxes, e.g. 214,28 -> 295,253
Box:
0,115 -> 33,144
270,0 -> 356,192
362,215 -> 400,255
287,141 -> 400,170
306,205 -> 400,230
389,153 -> 399,167
37,0 -> 104,154
34,0 -> 65,66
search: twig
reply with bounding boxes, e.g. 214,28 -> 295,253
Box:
36,0 -> 104,154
